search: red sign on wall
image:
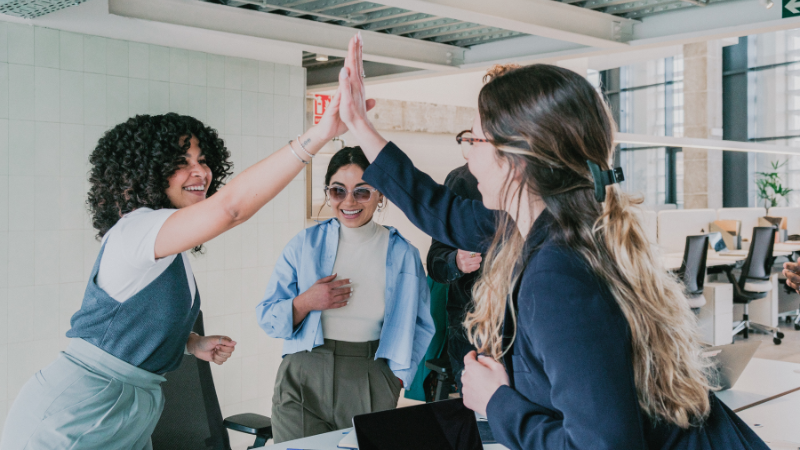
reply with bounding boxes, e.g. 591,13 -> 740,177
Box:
314,94 -> 332,125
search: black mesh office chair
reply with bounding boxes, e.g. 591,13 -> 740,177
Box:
151,311 -> 273,450
676,235 -> 709,312
725,227 -> 786,345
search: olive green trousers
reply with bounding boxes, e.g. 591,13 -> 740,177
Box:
271,339 -> 402,443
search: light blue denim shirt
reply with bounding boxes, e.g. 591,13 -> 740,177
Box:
255,219 -> 435,387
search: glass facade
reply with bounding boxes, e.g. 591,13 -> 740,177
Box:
605,56 -> 685,208
745,29 -> 800,207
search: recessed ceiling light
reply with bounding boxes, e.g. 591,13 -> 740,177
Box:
315,54 -> 329,62
759,0 -> 774,8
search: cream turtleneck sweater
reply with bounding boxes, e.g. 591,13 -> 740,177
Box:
321,219 -> 389,342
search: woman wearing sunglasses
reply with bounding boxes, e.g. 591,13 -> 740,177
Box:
255,146 -> 435,443
329,35 -> 768,450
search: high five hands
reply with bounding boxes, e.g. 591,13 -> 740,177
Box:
336,33 -> 389,157
313,32 -> 378,144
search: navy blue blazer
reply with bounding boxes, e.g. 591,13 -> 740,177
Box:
362,142 -> 768,450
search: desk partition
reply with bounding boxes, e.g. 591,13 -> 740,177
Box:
657,209 -> 717,253
766,206 -> 800,235
634,208 -> 658,246
716,207 -> 767,244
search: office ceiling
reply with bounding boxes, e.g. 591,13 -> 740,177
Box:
106,0 -> 794,88
213,0 -> 736,37
0,0 -> 89,18
216,0 -> 528,48
558,0 -> 734,20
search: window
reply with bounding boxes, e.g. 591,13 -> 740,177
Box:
603,56 -> 684,208
744,29 -> 800,207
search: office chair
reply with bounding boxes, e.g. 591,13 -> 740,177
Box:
424,357 -> 454,402
151,311 -> 273,450
676,235 -> 709,313
724,227 -> 786,345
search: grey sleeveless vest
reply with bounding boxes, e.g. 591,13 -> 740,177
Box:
67,242 -> 201,374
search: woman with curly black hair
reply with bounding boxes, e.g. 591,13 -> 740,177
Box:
1,73 -> 367,450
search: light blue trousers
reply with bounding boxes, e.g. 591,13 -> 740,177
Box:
0,339 -> 166,450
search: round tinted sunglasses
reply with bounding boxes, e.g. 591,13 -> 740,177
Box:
455,130 -> 489,158
324,186 -> 379,203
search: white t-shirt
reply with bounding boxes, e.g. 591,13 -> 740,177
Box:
96,208 -> 196,305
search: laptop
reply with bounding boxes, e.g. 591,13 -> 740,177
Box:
350,398 -> 484,450
702,341 -> 761,390
707,231 -> 749,257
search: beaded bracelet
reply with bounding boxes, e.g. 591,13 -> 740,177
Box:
296,135 -> 315,159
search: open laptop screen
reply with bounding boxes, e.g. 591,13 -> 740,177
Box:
707,231 -> 727,252
353,398 -> 483,450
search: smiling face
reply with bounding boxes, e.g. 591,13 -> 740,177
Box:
328,164 -> 383,228
165,135 -> 212,209
466,114 -> 518,212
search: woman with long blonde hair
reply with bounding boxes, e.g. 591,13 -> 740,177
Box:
332,35 -> 768,449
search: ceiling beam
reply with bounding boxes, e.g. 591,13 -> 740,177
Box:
629,0 -> 800,44
371,0 -> 635,49
109,0 -> 464,71
457,0 -> 799,71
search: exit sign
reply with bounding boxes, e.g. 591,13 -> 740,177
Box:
785,0 -> 800,18
313,94 -> 331,125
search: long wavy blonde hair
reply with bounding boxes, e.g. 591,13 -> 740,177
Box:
463,64 -> 714,428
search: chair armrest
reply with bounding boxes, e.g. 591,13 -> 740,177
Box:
223,413 -> 272,437
425,357 -> 451,374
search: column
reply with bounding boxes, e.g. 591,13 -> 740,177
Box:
683,41 -> 724,209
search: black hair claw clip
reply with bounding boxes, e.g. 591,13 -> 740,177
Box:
587,160 -> 624,203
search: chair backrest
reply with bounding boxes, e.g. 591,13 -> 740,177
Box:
739,227 -> 777,288
151,311 -> 231,450
679,235 -> 709,296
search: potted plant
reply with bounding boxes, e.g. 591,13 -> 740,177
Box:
756,160 -> 793,216
756,160 -> 792,241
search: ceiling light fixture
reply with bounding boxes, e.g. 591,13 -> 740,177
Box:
315,54 -> 329,62
759,0 -> 774,9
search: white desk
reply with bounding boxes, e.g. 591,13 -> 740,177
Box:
257,427 -> 510,450
716,358 -> 800,412
736,389 -> 800,449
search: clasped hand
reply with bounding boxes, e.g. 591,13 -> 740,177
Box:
461,351 -> 510,417
187,333 -> 237,365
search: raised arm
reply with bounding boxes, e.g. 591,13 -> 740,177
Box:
331,35 -> 497,250
363,143 -> 496,252
154,81 -> 376,259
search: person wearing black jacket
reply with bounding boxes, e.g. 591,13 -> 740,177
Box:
426,164 -> 482,391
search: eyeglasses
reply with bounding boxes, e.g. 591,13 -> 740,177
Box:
456,130 -> 489,158
325,186 -> 378,203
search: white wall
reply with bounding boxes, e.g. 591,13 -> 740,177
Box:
0,22 -> 306,449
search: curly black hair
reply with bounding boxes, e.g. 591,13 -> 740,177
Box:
87,113 -> 233,240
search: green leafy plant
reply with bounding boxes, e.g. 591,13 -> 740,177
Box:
756,160 -> 793,215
